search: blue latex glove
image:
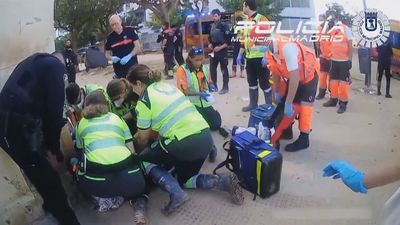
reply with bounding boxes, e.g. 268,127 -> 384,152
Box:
284,102 -> 294,117
323,160 -> 368,194
199,92 -> 210,100
236,52 -> 244,66
274,91 -> 281,104
111,56 -> 120,64
209,83 -> 217,92
120,54 -> 132,65
261,56 -> 268,68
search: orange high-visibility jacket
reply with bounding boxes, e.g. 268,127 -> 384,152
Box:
330,24 -> 350,61
265,35 -> 319,84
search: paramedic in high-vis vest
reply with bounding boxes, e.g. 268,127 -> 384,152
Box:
75,90 -> 189,218
176,47 -> 221,162
237,0 -> 272,112
323,155 -> 400,225
127,64 -> 244,206
322,21 -> 353,114
315,17 -> 334,100
263,35 -> 319,152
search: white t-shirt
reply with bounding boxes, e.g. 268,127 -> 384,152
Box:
382,187 -> 400,225
272,41 -> 299,72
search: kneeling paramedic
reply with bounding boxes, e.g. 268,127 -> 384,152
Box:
127,64 -> 244,206
263,35 -> 319,152
176,47 -> 221,162
0,52 -> 81,225
74,90 -> 189,218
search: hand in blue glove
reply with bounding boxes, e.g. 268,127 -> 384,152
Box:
236,52 -> 244,66
111,56 -> 120,64
199,92 -> 210,100
209,83 -> 217,92
284,102 -> 294,117
261,56 -> 268,68
323,160 -> 368,194
120,54 -> 133,65
274,91 -> 281,104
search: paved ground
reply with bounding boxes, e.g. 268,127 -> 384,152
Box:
35,52 -> 400,225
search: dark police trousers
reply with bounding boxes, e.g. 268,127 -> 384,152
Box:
0,117 -> 80,225
163,45 -> 175,73
210,48 -> 229,90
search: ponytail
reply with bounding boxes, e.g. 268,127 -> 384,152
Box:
127,64 -> 162,85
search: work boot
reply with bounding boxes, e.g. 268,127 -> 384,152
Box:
131,195 -> 148,225
209,144 -> 218,163
316,88 -> 326,100
219,88 -> 229,95
280,123 -> 293,140
196,173 -> 244,205
284,132 -> 310,152
242,89 -> 258,112
148,167 -> 189,215
322,98 -> 338,107
377,81 -> 382,96
337,101 -> 348,114
263,88 -> 272,105
386,79 -> 392,98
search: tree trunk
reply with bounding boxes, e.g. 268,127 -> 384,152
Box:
70,29 -> 80,52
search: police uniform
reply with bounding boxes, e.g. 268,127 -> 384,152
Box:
62,47 -> 78,83
174,26 -> 185,66
157,27 -> 176,76
176,64 -> 222,130
209,20 -> 231,91
136,81 -> 212,184
105,26 -> 139,78
0,54 -> 80,225
75,112 -> 146,198
242,12 -> 271,111
265,36 -> 319,151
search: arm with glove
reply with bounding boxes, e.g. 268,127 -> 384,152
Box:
323,154 -> 400,193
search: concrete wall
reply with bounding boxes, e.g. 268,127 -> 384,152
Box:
0,0 -> 55,224
0,0 -> 55,90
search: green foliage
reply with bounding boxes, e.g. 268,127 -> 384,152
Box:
146,8 -> 184,29
217,0 -> 282,20
324,3 -> 355,26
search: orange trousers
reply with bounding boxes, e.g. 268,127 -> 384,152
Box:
329,80 -> 349,101
319,71 -> 329,90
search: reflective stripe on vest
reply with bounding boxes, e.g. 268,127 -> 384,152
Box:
182,64 -> 210,107
244,13 -> 266,59
77,113 -> 131,164
146,82 -> 202,139
330,25 -> 349,61
265,36 -> 318,84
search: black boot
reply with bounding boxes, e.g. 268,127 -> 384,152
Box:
284,132 -> 310,152
130,195 -> 148,225
209,144 -> 218,163
242,88 -> 258,112
323,98 -> 338,107
386,79 -> 392,98
148,167 -> 190,215
280,123 -> 293,140
316,88 -> 326,100
377,81 -> 382,95
264,88 -> 272,105
195,173 -> 244,205
337,101 -> 348,114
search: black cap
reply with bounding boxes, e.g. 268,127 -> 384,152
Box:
211,9 -> 221,16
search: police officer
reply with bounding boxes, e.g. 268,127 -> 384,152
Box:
0,53 -> 81,225
237,0 -> 272,112
63,39 -> 79,83
157,22 -> 176,79
172,23 -> 185,66
127,64 -> 244,207
106,15 -> 141,79
208,9 -> 231,95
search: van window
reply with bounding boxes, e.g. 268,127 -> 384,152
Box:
190,21 -> 213,35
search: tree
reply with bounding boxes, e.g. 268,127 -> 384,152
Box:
324,3 -> 355,26
217,0 -> 282,20
54,0 -> 124,49
127,0 -> 181,24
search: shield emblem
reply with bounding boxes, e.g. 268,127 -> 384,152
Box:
365,11 -> 378,32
